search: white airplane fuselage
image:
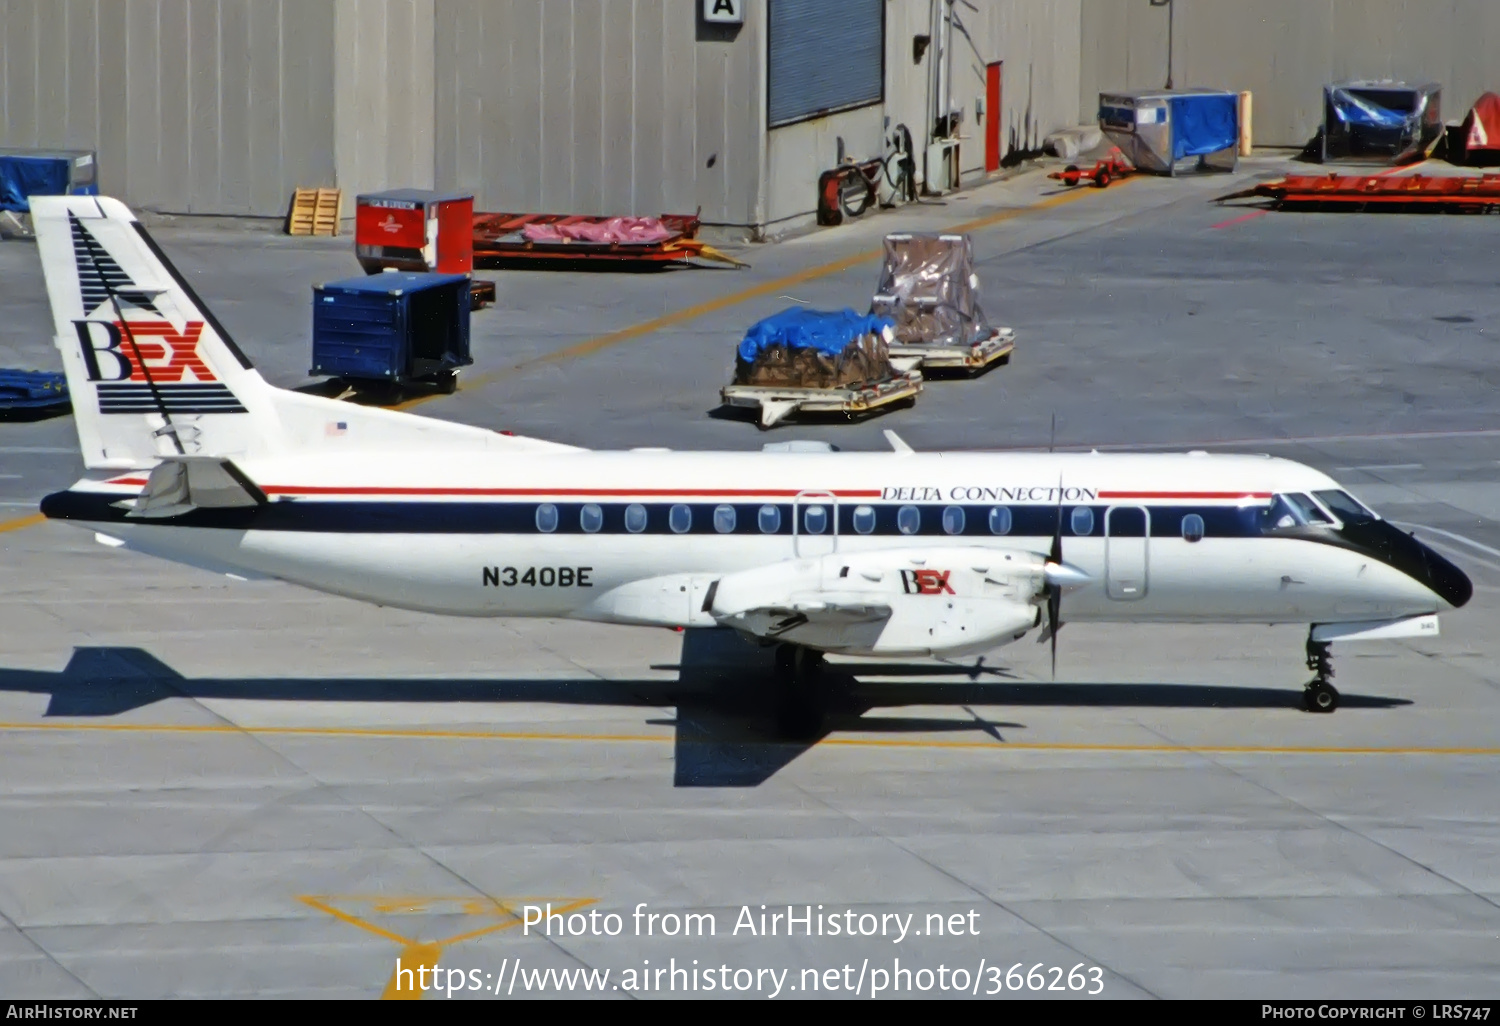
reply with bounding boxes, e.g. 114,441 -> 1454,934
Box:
26,194 -> 1472,673
46,448 -> 1469,650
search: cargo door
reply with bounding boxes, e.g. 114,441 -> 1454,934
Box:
793,490 -> 838,558
1105,505 -> 1149,600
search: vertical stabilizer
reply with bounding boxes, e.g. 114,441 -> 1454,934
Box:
32,196 -> 274,469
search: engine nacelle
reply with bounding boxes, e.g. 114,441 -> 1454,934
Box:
709,546 -> 1045,657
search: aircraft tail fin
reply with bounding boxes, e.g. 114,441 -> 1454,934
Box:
32,196 -> 581,470
32,195 -> 275,469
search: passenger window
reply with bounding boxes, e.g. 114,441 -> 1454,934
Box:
580,503 -> 604,533
624,503 -> 648,534
852,505 -> 876,534
897,505 -> 921,535
1181,513 -> 1205,543
942,506 -> 965,535
1070,507 -> 1095,535
669,504 -> 692,533
1286,493 -> 1332,524
713,504 -> 736,533
535,503 -> 559,533
803,505 -> 828,535
757,505 -> 781,533
988,506 -> 1012,535
1314,490 -> 1377,523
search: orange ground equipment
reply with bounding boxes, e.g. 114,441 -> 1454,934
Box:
1223,173 -> 1500,213
470,211 -> 745,267
1048,149 -> 1135,189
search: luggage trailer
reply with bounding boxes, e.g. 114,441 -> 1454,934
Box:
883,325 -> 1016,375
720,370 -> 924,431
872,233 -> 1017,376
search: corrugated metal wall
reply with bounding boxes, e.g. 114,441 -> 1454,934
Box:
335,0 -> 437,209
0,0 -> 337,215
884,0 -> 1083,170
432,0 -> 765,225
1080,0 -> 1500,148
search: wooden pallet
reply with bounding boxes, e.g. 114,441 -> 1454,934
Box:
287,187 -> 342,236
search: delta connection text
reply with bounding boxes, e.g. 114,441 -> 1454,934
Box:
521,902 -> 980,943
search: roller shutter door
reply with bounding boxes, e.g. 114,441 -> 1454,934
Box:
767,0 -> 884,128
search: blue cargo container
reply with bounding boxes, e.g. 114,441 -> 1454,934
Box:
0,148 -> 98,213
311,272 -> 473,393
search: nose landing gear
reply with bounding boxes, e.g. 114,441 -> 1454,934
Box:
1303,635 -> 1339,713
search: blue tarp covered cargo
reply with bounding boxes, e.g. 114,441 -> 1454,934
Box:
1321,82 -> 1441,164
1098,89 -> 1239,175
1168,93 -> 1238,160
738,308 -> 892,362
0,150 -> 98,212
0,370 -> 69,415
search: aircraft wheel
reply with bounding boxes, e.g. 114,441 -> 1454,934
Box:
435,370 -> 459,395
1302,680 -> 1339,713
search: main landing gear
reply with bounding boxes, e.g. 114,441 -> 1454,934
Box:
1303,634 -> 1339,713
773,644 -> 827,739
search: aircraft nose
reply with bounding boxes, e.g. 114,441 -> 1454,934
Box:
1417,538 -> 1472,609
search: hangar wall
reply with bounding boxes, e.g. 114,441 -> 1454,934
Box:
764,0 -> 1082,230
432,0 -> 765,227
1080,0 -> 1500,148
0,0 -> 337,215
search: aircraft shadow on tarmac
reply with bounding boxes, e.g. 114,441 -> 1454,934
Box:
0,631 -> 1411,788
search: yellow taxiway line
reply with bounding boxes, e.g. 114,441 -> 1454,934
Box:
0,512 -> 44,534
0,720 -> 1495,757
394,181 -> 1114,410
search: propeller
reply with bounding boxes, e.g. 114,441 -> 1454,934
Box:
1037,476 -> 1092,678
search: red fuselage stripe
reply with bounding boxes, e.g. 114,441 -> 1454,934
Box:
101,480 -> 1275,501
1097,491 -> 1273,500
256,486 -> 886,498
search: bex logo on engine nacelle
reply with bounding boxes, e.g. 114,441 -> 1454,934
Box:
901,569 -> 955,595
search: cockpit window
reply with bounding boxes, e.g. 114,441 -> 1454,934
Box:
1285,493 -> 1333,524
1314,489 -> 1378,524
1258,496 -> 1303,531
1256,493 -> 1332,533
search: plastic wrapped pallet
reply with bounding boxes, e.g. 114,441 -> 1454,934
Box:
870,234 -> 991,348
734,308 -> 896,389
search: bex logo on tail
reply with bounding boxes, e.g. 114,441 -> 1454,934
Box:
72,320 -> 214,383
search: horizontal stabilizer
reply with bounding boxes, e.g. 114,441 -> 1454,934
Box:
121,456 -> 267,518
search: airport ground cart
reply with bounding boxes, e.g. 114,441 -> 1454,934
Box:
724,307 -> 920,429
872,233 -> 1016,377
311,272 -> 473,398
720,371 -> 923,430
886,326 -> 1015,375
471,211 -> 744,267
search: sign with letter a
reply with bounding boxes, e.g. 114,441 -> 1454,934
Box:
703,0 -> 743,25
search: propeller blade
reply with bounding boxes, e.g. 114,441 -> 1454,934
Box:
1051,477 -> 1065,566
1047,473 -> 1065,679
1048,586 -> 1061,678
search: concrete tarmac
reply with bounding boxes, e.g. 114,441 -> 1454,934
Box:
1,156 -> 1498,999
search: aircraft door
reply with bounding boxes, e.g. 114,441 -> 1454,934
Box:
793,491 -> 838,558
1105,505 -> 1149,600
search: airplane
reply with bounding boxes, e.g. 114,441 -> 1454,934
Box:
27,196 -> 1472,733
